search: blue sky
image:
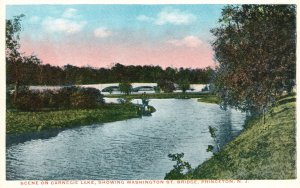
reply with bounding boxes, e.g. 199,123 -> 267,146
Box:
6,4 -> 225,68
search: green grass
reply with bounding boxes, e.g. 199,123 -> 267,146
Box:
105,92 -> 213,99
191,95 -> 296,179
6,104 -> 140,135
197,95 -> 220,104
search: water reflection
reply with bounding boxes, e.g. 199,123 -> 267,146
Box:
217,110 -> 233,148
6,129 -> 60,147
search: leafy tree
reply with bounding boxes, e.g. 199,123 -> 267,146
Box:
6,14 -> 24,56
6,14 -> 25,102
6,15 -> 215,88
6,14 -> 43,102
119,82 -> 132,95
212,5 -> 296,117
157,80 -> 175,93
178,80 -> 190,93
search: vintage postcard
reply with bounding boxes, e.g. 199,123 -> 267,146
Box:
1,0 -> 299,188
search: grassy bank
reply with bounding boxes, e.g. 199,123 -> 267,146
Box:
105,92 -> 213,99
6,104 -> 141,135
197,95 -> 220,104
190,95 -> 296,179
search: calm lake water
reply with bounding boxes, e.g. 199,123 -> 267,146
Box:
6,99 -> 245,180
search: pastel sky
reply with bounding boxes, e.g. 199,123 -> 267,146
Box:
6,4 -> 224,69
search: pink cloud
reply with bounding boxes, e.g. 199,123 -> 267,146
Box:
167,36 -> 203,48
20,36 -> 215,69
94,27 -> 113,38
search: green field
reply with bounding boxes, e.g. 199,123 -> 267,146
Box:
6,104 -> 141,135
190,95 -> 296,179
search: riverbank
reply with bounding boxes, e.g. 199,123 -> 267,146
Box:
105,92 -> 214,100
190,95 -> 296,179
197,95 -> 220,104
6,104 -> 142,135
7,98 -> 246,179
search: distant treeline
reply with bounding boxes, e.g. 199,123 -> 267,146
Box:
6,62 -> 214,86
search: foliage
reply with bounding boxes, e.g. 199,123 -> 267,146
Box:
70,87 -> 105,108
6,103 -> 139,134
191,95 -> 296,179
6,16 -> 214,92
119,82 -> 132,95
165,153 -> 193,180
14,89 -> 42,111
6,15 -> 43,102
212,5 -> 296,115
157,80 -> 176,93
6,14 -> 24,57
7,62 -> 214,86
177,80 -> 190,93
206,145 -> 214,153
10,86 -> 104,111
153,86 -> 161,93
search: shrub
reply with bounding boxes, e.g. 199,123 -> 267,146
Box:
70,87 -> 104,109
177,80 -> 190,93
157,80 -> 175,93
13,89 -> 43,111
54,86 -> 78,108
38,89 -> 55,108
164,153 -> 193,180
119,82 -> 132,95
11,86 -> 104,111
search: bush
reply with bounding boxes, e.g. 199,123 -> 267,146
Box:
177,80 -> 190,93
53,86 -> 78,108
165,153 -> 193,180
157,80 -> 175,93
38,89 -> 55,108
13,89 -> 43,111
119,82 -> 132,95
70,87 -> 104,108
11,86 -> 104,111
